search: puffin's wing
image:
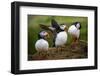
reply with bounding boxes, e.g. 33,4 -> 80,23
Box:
51,19 -> 61,31
39,24 -> 54,32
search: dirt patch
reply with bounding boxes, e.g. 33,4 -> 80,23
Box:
28,40 -> 88,60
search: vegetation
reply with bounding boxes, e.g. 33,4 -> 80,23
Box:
28,15 -> 88,60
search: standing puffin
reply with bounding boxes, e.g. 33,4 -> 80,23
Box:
40,19 -> 68,48
55,23 -> 68,47
68,22 -> 81,46
35,31 -> 49,52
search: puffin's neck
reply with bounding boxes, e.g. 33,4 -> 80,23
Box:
57,29 -> 64,33
60,29 -> 67,32
39,37 -> 46,40
39,37 -> 47,41
61,29 -> 65,31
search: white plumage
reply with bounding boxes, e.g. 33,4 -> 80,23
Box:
68,25 -> 80,38
35,39 -> 49,52
55,31 -> 67,47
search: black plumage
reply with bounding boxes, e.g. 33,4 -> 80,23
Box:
39,19 -> 67,47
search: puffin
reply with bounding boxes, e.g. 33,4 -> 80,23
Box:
68,22 -> 81,46
35,31 -> 49,52
40,19 -> 68,48
55,24 -> 68,47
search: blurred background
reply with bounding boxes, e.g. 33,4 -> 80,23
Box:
28,15 -> 88,57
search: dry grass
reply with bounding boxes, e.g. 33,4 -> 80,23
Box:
28,40 -> 88,60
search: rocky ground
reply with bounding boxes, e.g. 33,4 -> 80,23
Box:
28,40 -> 88,60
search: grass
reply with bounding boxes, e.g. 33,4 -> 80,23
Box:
28,15 -> 88,58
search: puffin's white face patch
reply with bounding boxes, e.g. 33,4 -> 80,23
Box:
60,25 -> 66,30
76,23 -> 80,29
40,31 -> 48,37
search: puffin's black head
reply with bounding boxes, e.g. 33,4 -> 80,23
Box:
60,23 -> 68,31
38,31 -> 49,39
72,22 -> 81,29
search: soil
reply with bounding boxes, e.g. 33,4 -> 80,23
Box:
28,40 -> 88,60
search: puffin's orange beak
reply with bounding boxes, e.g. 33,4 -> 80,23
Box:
64,26 -> 68,31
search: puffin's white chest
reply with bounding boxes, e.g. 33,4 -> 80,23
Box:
68,25 -> 80,38
55,31 -> 67,47
35,39 -> 49,52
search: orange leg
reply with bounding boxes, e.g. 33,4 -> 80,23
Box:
71,35 -> 77,47
76,38 -> 79,45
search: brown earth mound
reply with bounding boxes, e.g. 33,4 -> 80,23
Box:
28,40 -> 88,60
